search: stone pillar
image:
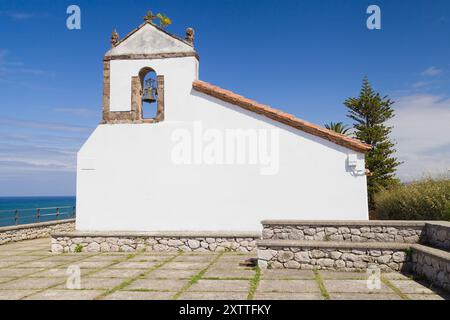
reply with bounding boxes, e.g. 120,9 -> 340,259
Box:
131,76 -> 142,121
101,60 -> 111,123
155,75 -> 165,122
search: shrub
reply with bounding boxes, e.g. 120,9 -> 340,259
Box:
374,177 -> 450,221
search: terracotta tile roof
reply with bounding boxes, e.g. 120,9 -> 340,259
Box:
192,80 -> 372,153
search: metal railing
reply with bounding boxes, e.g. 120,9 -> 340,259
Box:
0,206 -> 76,227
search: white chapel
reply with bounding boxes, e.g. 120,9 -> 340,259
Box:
76,14 -> 371,232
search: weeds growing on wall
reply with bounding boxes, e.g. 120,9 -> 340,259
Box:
374,177 -> 450,221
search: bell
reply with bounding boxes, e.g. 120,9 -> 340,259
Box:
142,87 -> 157,103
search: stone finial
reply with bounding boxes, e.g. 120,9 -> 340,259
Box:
110,29 -> 119,47
144,10 -> 156,23
185,28 -> 195,45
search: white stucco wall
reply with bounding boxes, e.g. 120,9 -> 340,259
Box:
77,88 -> 369,232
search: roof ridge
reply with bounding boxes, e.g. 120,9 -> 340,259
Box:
192,80 -> 372,153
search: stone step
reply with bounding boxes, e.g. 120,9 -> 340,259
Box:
256,239 -> 450,292
261,220 -> 450,252
410,244 -> 450,291
257,239 -> 411,272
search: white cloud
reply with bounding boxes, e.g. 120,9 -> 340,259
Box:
0,117 -> 92,133
412,81 -> 427,88
390,94 -> 450,181
0,49 -> 51,84
421,66 -> 442,76
54,107 -> 98,118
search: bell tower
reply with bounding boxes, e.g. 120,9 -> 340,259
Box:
101,11 -> 198,124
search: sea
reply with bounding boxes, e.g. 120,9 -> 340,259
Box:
0,196 -> 76,227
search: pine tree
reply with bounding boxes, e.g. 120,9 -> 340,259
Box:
344,77 -> 401,210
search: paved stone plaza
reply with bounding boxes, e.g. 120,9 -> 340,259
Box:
0,238 -> 447,300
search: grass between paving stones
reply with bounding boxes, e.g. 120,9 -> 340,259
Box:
202,277 -> 252,280
95,252 -> 182,300
172,251 -> 225,300
247,266 -> 261,300
19,252 -> 139,299
0,250 -> 99,288
313,269 -> 330,300
381,275 -> 410,300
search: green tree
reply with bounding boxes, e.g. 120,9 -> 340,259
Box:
344,77 -> 401,210
324,122 -> 351,136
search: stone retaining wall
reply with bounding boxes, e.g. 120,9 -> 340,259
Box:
257,240 -> 411,272
0,219 -> 75,245
424,222 -> 450,251
51,231 -> 260,253
411,245 -> 450,292
262,220 -> 425,243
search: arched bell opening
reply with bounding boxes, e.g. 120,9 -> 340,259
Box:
139,67 -> 158,120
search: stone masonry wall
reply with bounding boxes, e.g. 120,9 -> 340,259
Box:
424,222 -> 450,251
257,244 -> 410,272
411,245 -> 450,292
262,223 -> 423,243
0,220 -> 75,245
51,233 -> 259,253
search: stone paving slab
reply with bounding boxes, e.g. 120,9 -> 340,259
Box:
110,261 -> 159,269
389,280 -> 435,294
0,290 -> 40,300
260,270 -> 315,280
0,251 -> 26,256
407,294 -> 446,300
382,273 -> 414,280
78,255 -> 127,262
128,255 -> 174,262
319,271 -> 367,280
203,268 -> 255,279
253,292 -> 324,300
0,261 -> 22,268
54,277 -> 124,290
0,238 -> 448,300
323,280 -> 393,294
138,251 -> 178,255
218,255 -> 254,262
0,268 -> 44,278
89,268 -> 145,279
39,255 -> 88,262
0,277 -> 16,284
179,291 -> 249,300
125,279 -> 188,291
145,269 -> 199,279
258,280 -> 319,293
14,261 -> 66,269
104,291 -> 176,300
163,262 -> 210,270
189,280 -> 250,292
329,293 -> 402,300
173,255 -> 216,262
28,268 -> 86,278
211,261 -> 252,269
75,261 -> 115,269
0,277 -> 65,290
24,289 -> 104,300
0,255 -> 42,262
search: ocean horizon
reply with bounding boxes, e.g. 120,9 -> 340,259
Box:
0,196 -> 76,227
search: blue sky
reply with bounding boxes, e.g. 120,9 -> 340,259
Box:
0,0 -> 449,196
